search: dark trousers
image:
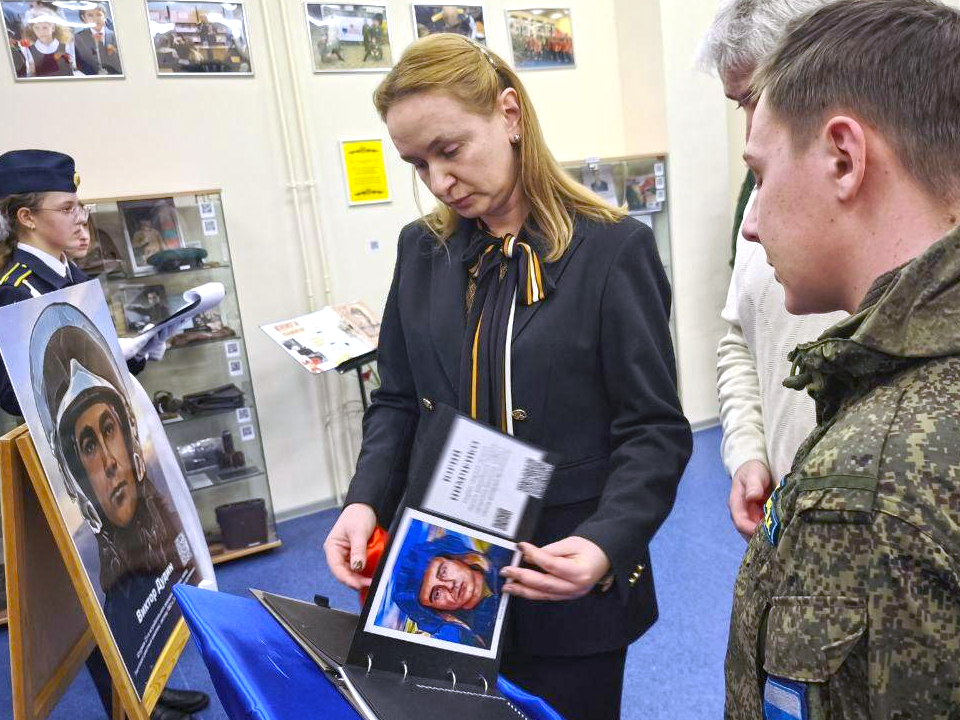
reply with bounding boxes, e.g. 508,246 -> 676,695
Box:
86,647 -> 115,717
500,647 -> 628,720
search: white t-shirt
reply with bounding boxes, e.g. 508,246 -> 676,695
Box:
717,191 -> 847,483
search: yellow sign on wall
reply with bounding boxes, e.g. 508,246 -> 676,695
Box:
340,139 -> 391,205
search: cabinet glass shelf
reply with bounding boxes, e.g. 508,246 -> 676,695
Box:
85,189 -> 280,561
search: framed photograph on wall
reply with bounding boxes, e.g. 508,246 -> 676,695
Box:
146,1 -> 252,75
305,3 -> 392,73
1,0 -> 124,80
117,197 -> 184,274
411,4 -> 486,44
506,8 -> 574,70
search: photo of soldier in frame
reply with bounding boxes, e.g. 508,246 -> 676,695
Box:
364,508 -> 517,658
117,197 -> 184,274
305,3 -> 392,73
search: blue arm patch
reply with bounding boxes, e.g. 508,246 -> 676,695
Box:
764,676 -> 808,720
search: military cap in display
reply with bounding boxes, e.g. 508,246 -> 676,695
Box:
0,149 -> 79,198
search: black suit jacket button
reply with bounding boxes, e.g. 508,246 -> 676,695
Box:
421,398 -> 434,411
511,408 -> 528,422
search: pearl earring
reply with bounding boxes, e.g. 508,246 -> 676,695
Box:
511,134 -> 521,145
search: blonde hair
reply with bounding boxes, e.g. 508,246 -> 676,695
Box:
23,7 -> 73,45
373,33 -> 624,261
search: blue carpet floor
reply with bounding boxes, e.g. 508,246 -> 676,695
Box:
0,425 -> 742,719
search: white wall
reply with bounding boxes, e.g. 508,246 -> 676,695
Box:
656,0 -> 733,425
0,0 -> 681,515
295,0 -> 641,317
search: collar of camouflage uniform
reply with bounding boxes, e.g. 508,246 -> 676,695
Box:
783,223 -> 960,417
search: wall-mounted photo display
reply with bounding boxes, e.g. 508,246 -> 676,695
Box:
117,197 -> 185,274
146,1 -> 252,75
411,4 -> 486,43
506,8 -> 574,70
1,1 -> 124,80
305,3 -> 392,73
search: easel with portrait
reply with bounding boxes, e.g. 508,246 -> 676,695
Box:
1,424 -> 189,720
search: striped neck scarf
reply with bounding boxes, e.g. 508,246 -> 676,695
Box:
459,223 -> 553,435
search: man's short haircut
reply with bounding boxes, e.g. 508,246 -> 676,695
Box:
750,0 -> 960,204
696,0 -> 832,79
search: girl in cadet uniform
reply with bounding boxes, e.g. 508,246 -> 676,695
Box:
0,149 -> 209,719
17,6 -> 78,78
324,34 -> 692,720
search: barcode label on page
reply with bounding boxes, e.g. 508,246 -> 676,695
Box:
493,508 -> 513,531
517,458 -> 550,498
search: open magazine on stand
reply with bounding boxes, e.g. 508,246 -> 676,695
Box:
260,302 -> 381,373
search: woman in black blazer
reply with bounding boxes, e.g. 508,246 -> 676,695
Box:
324,34 -> 692,720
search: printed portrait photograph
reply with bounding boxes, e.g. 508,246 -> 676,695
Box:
506,8 -> 574,70
365,508 -> 517,658
147,1 -> 252,75
117,197 -> 184,274
118,284 -> 169,333
0,285 -> 215,697
305,3 -> 392,72
1,0 -> 124,80
625,173 -> 660,212
582,164 -> 618,207
411,4 -> 486,44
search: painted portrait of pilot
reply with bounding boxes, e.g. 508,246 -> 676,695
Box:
29,303 -> 199,693
368,509 -> 516,656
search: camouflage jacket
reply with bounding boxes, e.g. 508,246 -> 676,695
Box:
725,225 -> 960,720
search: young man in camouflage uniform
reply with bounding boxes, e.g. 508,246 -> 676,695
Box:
725,1 -> 960,718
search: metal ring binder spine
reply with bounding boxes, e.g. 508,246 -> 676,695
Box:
364,656 -> 489,696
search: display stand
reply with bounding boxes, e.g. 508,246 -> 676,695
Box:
335,349 -> 378,411
1,425 -> 189,720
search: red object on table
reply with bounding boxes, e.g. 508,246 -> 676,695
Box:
358,526 -> 388,606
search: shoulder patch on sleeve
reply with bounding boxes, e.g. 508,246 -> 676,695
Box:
764,676 -> 808,720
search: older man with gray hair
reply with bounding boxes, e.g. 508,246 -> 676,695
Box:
698,0 -> 846,540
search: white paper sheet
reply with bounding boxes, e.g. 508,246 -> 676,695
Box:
421,416 -> 551,537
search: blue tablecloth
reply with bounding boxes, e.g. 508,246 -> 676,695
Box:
173,585 -> 563,720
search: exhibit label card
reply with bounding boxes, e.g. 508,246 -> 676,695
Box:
340,138 -> 391,205
421,416 -> 550,538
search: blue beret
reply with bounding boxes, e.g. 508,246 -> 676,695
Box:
0,149 -> 79,198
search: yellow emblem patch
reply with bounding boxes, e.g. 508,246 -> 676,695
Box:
73,171 -> 81,190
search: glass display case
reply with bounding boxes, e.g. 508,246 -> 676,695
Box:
84,189 -> 281,564
561,153 -> 675,338
562,154 -> 672,283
